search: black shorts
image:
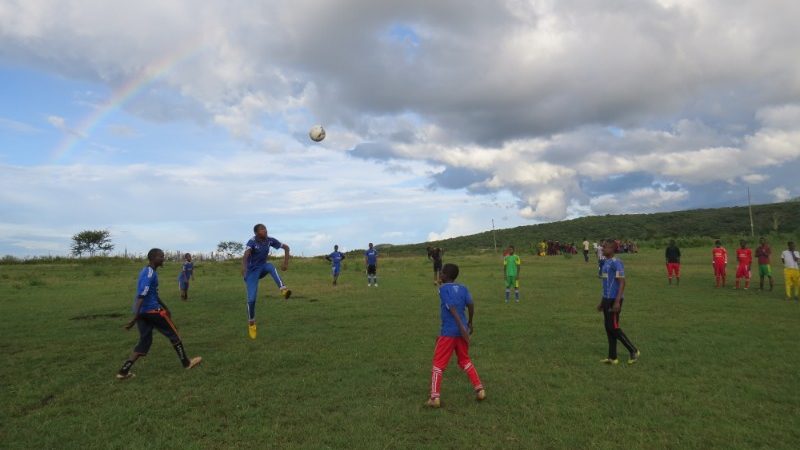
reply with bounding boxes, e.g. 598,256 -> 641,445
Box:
134,310 -> 181,355
433,261 -> 443,272
367,264 -> 377,275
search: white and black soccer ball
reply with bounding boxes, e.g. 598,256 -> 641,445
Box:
309,124 -> 326,142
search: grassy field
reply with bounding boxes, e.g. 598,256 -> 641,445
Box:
1,248 -> 799,449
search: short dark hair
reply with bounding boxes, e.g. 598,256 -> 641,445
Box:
253,223 -> 266,234
715,239 -> 722,245
602,239 -> 618,253
147,248 -> 163,260
184,253 -> 191,259
441,263 -> 459,281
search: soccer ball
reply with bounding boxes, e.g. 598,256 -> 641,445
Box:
309,125 -> 326,142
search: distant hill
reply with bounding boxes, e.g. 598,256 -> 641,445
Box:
379,201 -> 800,256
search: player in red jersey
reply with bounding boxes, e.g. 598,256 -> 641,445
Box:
735,240 -> 753,290
712,240 -> 728,288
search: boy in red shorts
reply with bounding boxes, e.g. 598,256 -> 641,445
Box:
712,240 -> 728,288
665,240 -> 681,285
426,263 -> 485,408
735,240 -> 753,290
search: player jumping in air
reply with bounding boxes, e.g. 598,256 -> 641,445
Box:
426,263 -> 485,408
365,243 -> 379,287
735,240 -> 753,290
755,237 -> 774,291
242,224 -> 291,340
503,245 -> 521,303
712,240 -> 728,288
326,245 -> 346,286
178,253 -> 194,300
427,246 -> 444,285
781,242 -> 800,301
665,240 -> 681,286
116,248 -> 202,379
597,240 -> 640,366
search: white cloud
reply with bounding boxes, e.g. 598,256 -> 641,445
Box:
741,174 -> 768,185
770,187 -> 791,202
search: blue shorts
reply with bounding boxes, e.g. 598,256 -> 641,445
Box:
244,263 -> 283,302
178,277 -> 189,290
332,265 -> 341,276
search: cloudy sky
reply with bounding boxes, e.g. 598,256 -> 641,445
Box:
1,0 -> 799,257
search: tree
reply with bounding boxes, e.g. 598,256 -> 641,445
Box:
217,241 -> 244,259
71,230 -> 114,257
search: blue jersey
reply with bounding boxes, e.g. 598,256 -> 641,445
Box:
178,261 -> 193,281
328,251 -> 345,266
365,248 -> 378,265
439,283 -> 473,337
133,266 -> 160,313
601,258 -> 625,300
246,236 -> 282,271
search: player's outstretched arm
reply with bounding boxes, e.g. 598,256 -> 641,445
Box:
280,243 -> 290,271
241,248 -> 252,278
611,278 -> 626,313
467,303 -> 475,335
448,305 -> 470,343
126,297 -> 144,330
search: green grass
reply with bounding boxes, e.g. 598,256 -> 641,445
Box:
1,250 -> 799,449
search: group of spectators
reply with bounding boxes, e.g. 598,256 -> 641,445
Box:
535,240 -> 579,256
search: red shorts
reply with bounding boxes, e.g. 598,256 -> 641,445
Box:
713,262 -> 726,277
432,336 -> 472,370
666,263 -> 680,277
736,263 -> 751,279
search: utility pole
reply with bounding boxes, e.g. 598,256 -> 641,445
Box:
747,186 -> 755,238
492,219 -> 498,254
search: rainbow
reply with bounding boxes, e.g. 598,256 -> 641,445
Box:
50,41 -> 203,162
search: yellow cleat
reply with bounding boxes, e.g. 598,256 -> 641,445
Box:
600,358 -> 619,365
476,389 -> 486,401
425,397 -> 441,408
248,323 -> 257,340
628,350 -> 640,365
116,372 -> 135,380
281,288 -> 292,300
186,356 -> 203,369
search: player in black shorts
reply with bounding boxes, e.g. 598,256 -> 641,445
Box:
427,246 -> 445,285
365,242 -> 379,287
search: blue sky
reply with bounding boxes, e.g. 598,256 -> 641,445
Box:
1,1 -> 799,257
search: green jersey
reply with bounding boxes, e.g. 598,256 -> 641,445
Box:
504,254 -> 521,276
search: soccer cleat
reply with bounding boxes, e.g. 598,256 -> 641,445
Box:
628,350 -> 640,365
186,356 -> 203,369
425,397 -> 441,408
281,288 -> 292,300
476,389 -> 486,401
116,372 -> 135,380
600,358 -> 619,365
374,283 -> 378,287
248,323 -> 257,339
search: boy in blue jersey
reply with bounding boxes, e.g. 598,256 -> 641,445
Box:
365,243 -> 379,287
242,224 -> 292,339
178,253 -> 194,301
597,240 -> 640,365
326,245 -> 346,286
426,263 -> 485,408
116,248 -> 202,379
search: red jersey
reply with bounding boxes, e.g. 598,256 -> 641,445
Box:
736,248 -> 752,265
712,247 -> 728,263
